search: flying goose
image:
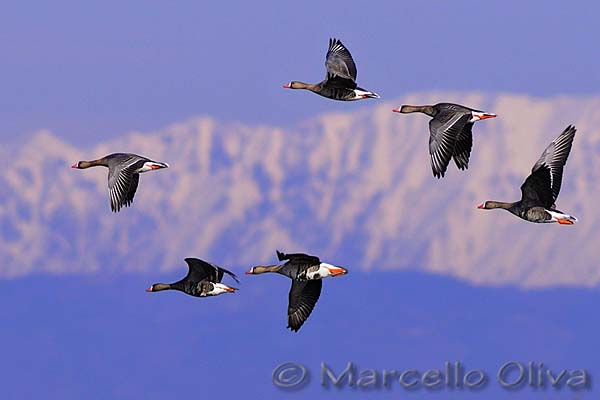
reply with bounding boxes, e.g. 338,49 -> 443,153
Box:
393,103 -> 496,178
283,38 -> 379,101
245,250 -> 347,332
477,125 -> 578,224
71,153 -> 168,212
146,258 -> 239,297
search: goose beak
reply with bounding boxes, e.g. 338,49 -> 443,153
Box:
392,107 -> 401,113
477,203 -> 485,209
145,286 -> 153,292
329,266 -> 348,277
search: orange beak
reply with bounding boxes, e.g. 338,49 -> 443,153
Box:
329,267 -> 348,277
224,286 -> 237,292
557,219 -> 574,225
479,114 -> 497,120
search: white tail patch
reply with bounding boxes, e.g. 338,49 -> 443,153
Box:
547,210 -> 578,224
208,283 -> 236,296
352,89 -> 380,100
470,111 -> 497,122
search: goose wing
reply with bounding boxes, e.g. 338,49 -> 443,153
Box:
276,250 -> 320,265
182,258 -> 216,283
107,154 -> 146,212
452,122 -> 474,170
214,264 -> 240,284
520,125 -> 576,208
428,111 -> 471,178
287,279 -> 322,332
325,38 -> 357,82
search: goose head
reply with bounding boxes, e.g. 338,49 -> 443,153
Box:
146,283 -> 170,292
245,265 -> 279,275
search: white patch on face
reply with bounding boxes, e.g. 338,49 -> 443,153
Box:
305,262 -> 338,279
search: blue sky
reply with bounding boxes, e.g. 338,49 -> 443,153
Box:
1,2 -> 599,398
1,0 -> 599,145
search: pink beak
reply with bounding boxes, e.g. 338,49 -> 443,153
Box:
145,286 -> 153,292
283,83 -> 291,89
477,203 -> 485,209
245,268 -> 253,275
392,107 -> 401,113
71,163 -> 78,168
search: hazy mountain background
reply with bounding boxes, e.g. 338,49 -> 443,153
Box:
1,91 -> 598,287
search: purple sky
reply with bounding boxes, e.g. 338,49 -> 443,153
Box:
1,1 -> 598,145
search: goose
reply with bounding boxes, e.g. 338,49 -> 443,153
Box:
283,38 -> 379,101
146,258 -> 239,297
71,153 -> 168,212
245,250 -> 347,332
477,125 -> 578,224
393,103 -> 496,178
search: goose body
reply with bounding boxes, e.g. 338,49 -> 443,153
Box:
146,258 -> 239,297
393,103 -> 496,178
246,250 -> 347,332
71,153 -> 168,212
284,38 -> 379,101
477,125 -> 578,224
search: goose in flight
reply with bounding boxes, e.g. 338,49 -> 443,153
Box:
283,38 -> 379,101
477,125 -> 578,224
71,153 -> 168,212
146,258 -> 239,297
246,250 -> 347,332
393,103 -> 496,178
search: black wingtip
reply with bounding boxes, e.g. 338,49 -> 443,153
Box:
276,250 -> 287,261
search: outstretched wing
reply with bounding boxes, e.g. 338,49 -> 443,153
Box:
325,38 -> 357,82
214,264 -> 240,284
520,167 -> 554,208
428,111 -> 471,178
527,125 -> 576,206
182,258 -> 216,283
452,122 -> 474,170
287,279 -> 322,332
276,250 -> 320,266
108,156 -> 144,212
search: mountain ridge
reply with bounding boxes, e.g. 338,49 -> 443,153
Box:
1,91 -> 599,287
